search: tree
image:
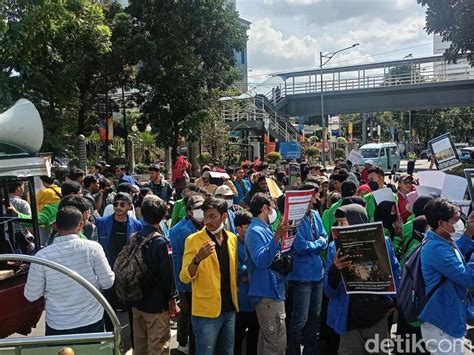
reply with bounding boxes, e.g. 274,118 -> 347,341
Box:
126,0 -> 247,163
417,0 -> 474,65
0,0 -> 117,153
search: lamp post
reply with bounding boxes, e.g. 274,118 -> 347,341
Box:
320,43 -> 359,167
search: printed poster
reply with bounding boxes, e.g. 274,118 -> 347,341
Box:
332,222 -> 396,295
281,189 -> 314,252
428,133 -> 461,171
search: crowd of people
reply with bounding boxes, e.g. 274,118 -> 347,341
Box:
7,155 -> 474,355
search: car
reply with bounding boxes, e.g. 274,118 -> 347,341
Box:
358,142 -> 400,174
420,149 -> 432,160
460,147 -> 474,161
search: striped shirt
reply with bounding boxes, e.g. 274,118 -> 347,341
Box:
24,234 -> 115,330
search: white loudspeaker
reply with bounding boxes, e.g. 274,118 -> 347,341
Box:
0,99 -> 43,153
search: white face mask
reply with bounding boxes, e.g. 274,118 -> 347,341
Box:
192,209 -> 204,223
226,200 -> 233,209
268,208 -> 278,225
450,219 -> 465,242
209,222 -> 225,235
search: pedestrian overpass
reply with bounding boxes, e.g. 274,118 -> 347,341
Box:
269,54 -> 474,116
220,55 -> 474,148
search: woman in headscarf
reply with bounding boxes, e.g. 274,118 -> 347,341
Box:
325,204 -> 400,355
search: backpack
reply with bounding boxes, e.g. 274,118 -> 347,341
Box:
114,231 -> 160,303
398,239 -> 446,323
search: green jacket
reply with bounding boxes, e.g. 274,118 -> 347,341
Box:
400,215 -> 417,269
171,199 -> 187,227
322,200 -> 342,237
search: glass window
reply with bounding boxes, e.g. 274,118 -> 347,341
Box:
379,149 -> 385,157
360,149 -> 379,158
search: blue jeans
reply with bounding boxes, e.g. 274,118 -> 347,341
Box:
192,312 -> 235,355
288,280 -> 324,355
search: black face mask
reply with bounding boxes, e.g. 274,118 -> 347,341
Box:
368,181 -> 379,191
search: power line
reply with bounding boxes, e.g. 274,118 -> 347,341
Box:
247,42 -> 433,78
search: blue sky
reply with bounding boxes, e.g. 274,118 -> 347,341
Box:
237,0 -> 433,85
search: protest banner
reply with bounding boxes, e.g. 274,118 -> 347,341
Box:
465,169 -> 474,212
428,133 -> 461,171
266,177 -> 283,199
418,170 -> 467,200
347,149 -> 363,166
281,189 -> 314,252
332,222 -> 396,295
372,187 -> 395,204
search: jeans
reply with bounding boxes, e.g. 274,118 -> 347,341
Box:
45,319 -> 104,336
192,312 -> 235,355
288,280 -> 324,355
421,322 -> 464,355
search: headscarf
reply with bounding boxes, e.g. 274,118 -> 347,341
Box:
374,201 -> 396,238
335,203 -> 369,225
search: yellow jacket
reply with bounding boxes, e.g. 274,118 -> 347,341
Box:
36,185 -> 62,212
180,227 -> 239,318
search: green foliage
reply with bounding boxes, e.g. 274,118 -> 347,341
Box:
305,146 -> 320,159
417,0 -> 474,65
198,152 -> 213,166
126,0 -> 247,162
334,148 -> 345,159
267,152 -> 282,163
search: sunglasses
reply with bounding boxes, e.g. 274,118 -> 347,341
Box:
113,201 -> 129,208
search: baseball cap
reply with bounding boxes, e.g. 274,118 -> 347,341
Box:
365,160 -> 374,165
187,195 -> 205,209
399,173 -> 414,183
214,185 -> 234,197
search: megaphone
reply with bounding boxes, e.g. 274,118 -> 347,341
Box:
0,99 -> 43,153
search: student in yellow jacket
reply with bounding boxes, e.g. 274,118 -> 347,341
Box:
180,196 -> 239,355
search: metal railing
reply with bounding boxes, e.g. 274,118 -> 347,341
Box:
0,254 -> 121,354
221,96 -> 299,141
265,63 -> 473,102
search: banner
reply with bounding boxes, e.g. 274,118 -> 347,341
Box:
281,189 -> 314,252
346,150 -> 363,166
280,142 -> 301,160
267,142 -> 277,155
428,133 -> 461,171
99,116 -> 114,142
332,222 -> 396,295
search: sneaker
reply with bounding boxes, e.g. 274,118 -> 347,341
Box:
177,344 -> 188,354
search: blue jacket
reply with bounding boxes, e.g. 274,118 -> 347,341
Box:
288,210 -> 328,282
419,231 -> 474,338
226,209 -> 236,235
245,218 -> 285,302
234,179 -> 251,204
170,218 -> 199,292
119,173 -> 139,187
324,236 -> 400,335
96,214 -> 143,265
237,238 -> 255,312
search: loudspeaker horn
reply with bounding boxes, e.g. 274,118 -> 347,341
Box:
0,99 -> 44,153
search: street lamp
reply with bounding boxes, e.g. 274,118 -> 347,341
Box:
320,42 -> 359,167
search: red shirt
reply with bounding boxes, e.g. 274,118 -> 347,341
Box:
397,191 -> 411,223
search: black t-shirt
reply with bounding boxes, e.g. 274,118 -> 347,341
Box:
207,230 -> 235,313
108,219 -> 127,267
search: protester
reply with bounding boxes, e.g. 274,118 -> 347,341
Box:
146,164 -> 173,202
171,183 -> 198,227
246,193 -> 288,355
172,153 -> 192,199
96,192 -> 142,331
356,183 -> 371,197
322,180 -> 356,235
130,195 -> 179,355
233,167 -> 251,205
397,173 -> 414,223
68,168 -> 85,186
325,204 -> 400,355
115,165 -> 139,187
240,174 -> 268,208
419,199 -> 474,355
24,207 -> 114,335
170,194 -> 205,354
82,174 -> 101,220
287,184 -> 328,355
360,160 -> 373,183
36,175 -> 62,212
233,210 -> 259,355
180,197 -> 239,355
